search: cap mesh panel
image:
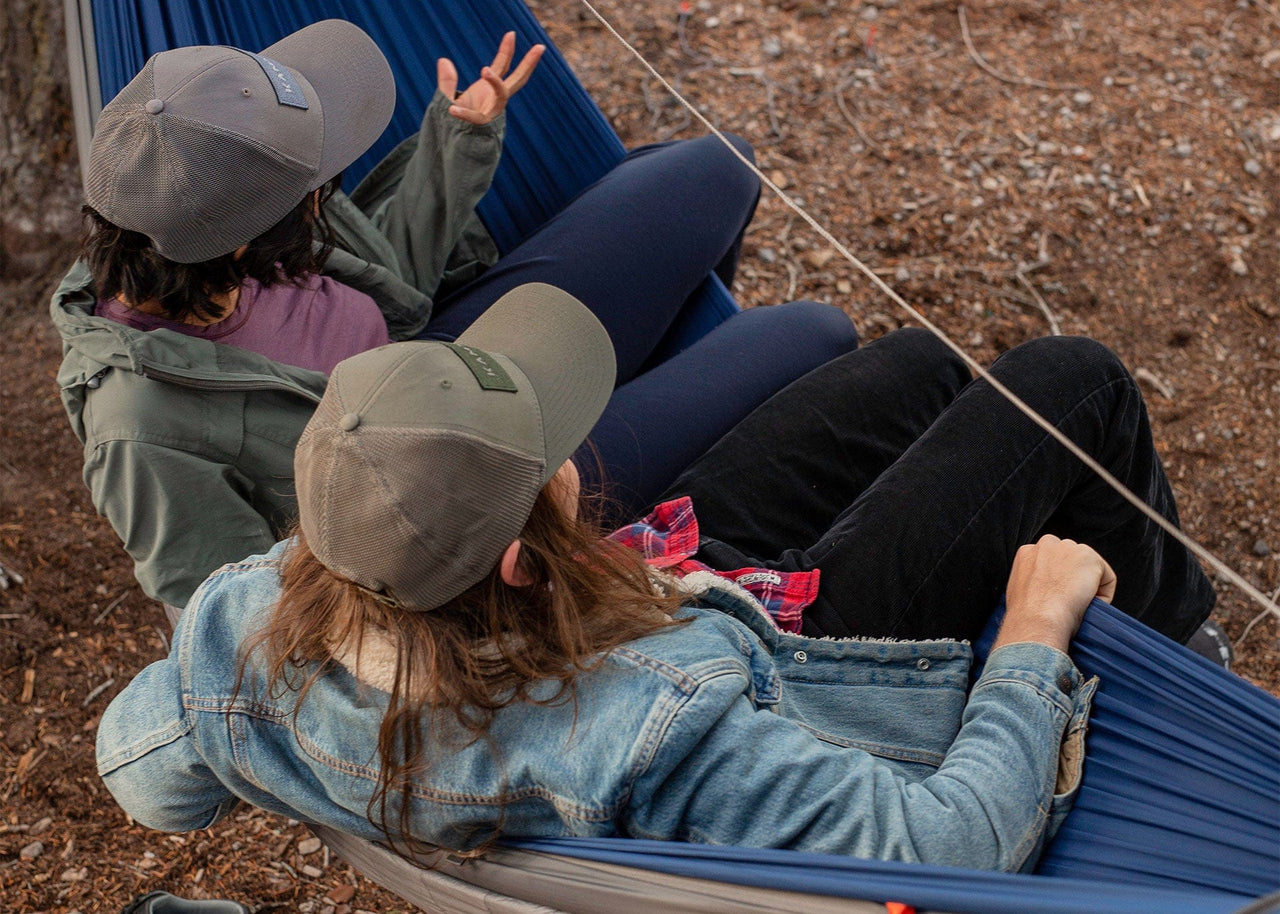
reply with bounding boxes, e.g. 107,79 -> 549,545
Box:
312,425 -> 543,611
86,58 -> 316,261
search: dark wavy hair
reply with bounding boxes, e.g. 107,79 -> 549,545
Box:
80,175 -> 342,323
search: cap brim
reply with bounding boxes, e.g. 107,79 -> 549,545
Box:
263,20 -> 395,188
458,284 -> 617,483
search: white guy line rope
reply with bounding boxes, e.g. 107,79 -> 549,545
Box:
575,0 -> 1280,621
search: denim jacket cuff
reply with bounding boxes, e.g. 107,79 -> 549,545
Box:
982,641 -> 1081,712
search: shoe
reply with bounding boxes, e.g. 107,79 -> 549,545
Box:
1184,617 -> 1233,669
121,892 -> 251,914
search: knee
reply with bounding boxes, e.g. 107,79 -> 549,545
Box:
888,327 -> 970,383
695,133 -> 758,201
719,132 -> 755,165
761,300 -> 859,358
994,335 -> 1134,392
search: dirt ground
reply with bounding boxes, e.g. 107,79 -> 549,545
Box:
2,1 -> 1277,911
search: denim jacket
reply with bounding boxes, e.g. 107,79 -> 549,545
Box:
97,545 -> 1097,873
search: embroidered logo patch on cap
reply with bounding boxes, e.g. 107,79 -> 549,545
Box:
240,50 -> 309,108
444,343 -> 518,392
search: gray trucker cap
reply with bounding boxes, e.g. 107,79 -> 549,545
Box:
295,284 -> 617,611
84,19 -> 394,263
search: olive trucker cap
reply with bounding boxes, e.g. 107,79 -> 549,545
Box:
84,19 -> 394,263
295,284 -> 617,611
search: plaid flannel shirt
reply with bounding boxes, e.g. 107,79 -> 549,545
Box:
607,496 -> 819,633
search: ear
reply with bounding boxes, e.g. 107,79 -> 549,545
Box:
499,539 -> 535,587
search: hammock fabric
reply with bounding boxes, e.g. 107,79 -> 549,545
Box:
72,1 -> 1279,911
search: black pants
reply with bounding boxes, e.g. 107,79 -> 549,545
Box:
661,328 -> 1215,644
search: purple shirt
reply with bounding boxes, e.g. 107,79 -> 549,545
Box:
97,274 -> 390,374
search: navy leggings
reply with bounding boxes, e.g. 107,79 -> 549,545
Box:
420,135 -> 859,516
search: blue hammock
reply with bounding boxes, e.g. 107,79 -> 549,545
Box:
75,0 -> 738,359
67,2 -> 1280,911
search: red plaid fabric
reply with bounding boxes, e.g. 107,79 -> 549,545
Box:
608,496 -> 819,633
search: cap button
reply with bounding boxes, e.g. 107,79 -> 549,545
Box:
144,99 -> 165,114
339,413 -> 361,432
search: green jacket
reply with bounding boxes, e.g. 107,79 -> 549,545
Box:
52,94 -> 504,608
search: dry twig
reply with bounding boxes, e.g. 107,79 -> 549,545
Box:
834,77 -> 892,162
784,261 -> 799,301
1252,0 -> 1280,28
1134,368 -> 1175,399
1235,584 -> 1280,648
93,592 -> 128,625
957,6 -> 1070,91
82,677 -> 116,708
1014,267 -> 1062,335
0,561 -> 25,590
729,68 -> 783,139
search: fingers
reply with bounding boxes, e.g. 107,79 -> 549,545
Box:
481,66 -> 508,102
448,66 -> 508,124
437,57 -> 458,100
504,44 -> 545,95
1095,554 -> 1118,604
489,31 -> 516,77
448,101 -> 492,126
444,37 -> 544,125
998,534 -> 1119,652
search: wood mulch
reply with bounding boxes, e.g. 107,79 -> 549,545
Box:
2,1 -> 1276,910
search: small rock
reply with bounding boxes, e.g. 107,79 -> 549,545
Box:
894,266 -> 911,283
762,37 -> 782,58
30,817 -> 53,836
328,885 -> 357,904
60,867 -> 88,882
768,170 -> 789,189
836,279 -> 853,294
758,247 -> 776,264
20,840 -> 44,859
297,836 -> 323,855
1072,90 -> 1093,106
1244,159 -> 1262,176
1229,254 -> 1248,277
1253,539 -> 1272,558
1172,141 -> 1193,158
302,864 -> 325,878
803,249 -> 835,269
860,6 -> 879,19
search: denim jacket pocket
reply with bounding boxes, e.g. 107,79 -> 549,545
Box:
1046,674 -> 1099,841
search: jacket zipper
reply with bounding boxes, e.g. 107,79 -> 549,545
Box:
135,366 -> 324,403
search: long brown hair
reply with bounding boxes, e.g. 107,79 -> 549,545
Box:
239,477 -> 688,855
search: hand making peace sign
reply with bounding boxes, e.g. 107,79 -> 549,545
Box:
437,31 -> 545,126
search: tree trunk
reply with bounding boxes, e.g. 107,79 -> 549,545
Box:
0,0 -> 80,285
